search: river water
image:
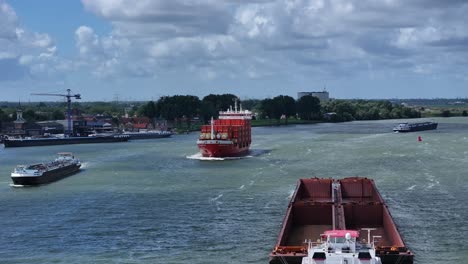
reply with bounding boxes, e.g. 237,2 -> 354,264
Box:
1,117 -> 467,264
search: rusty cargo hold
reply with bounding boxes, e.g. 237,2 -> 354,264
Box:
269,177 -> 413,264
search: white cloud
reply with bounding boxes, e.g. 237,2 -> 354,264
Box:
0,0 -> 67,80
234,4 -> 276,39
75,0 -> 468,85
19,55 -> 34,65
393,27 -> 441,49
82,0 -> 232,37
31,33 -> 53,48
75,26 -> 100,57
0,0 -> 17,40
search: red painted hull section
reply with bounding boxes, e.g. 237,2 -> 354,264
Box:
198,143 -> 250,157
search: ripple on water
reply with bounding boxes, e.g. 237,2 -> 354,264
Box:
1,119 -> 468,263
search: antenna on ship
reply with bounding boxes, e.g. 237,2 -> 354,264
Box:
210,117 -> 214,140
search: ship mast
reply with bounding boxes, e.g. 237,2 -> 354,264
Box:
210,117 -> 214,140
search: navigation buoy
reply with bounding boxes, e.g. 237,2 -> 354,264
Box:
418,136 -> 422,142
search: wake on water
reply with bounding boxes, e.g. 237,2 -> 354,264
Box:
186,149 -> 270,161
79,162 -> 90,169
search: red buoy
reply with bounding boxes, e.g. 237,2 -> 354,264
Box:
418,136 -> 422,142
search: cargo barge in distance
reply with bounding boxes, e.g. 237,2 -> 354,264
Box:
393,121 -> 437,132
122,130 -> 172,140
270,177 -> 413,264
3,134 -> 129,148
11,152 -> 81,186
197,100 -> 251,157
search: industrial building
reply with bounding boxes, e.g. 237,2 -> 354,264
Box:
297,91 -> 330,102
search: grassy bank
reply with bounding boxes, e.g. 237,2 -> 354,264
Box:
251,118 -> 322,127
418,106 -> 468,117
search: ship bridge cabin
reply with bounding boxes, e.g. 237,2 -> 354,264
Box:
322,230 -> 358,253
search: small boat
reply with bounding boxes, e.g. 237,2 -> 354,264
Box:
301,230 -> 382,264
393,122 -> 437,132
11,153 -> 81,186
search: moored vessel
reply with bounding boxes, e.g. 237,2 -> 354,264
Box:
393,121 -> 437,132
197,100 -> 252,157
270,177 -> 413,264
11,152 -> 81,186
122,130 -> 172,140
3,134 -> 129,148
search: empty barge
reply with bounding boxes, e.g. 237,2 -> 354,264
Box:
270,177 -> 413,264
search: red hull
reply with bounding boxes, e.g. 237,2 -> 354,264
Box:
197,142 -> 250,157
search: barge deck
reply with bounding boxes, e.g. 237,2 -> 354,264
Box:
270,177 -> 413,264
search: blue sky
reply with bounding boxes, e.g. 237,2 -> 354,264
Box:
1,0 -> 468,101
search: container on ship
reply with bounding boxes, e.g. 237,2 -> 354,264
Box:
197,100 -> 252,157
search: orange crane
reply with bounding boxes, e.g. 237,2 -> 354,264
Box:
31,89 -> 81,136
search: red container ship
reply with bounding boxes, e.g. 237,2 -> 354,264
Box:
270,177 -> 414,264
197,101 -> 252,157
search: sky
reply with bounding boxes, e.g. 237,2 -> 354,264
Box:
1,0 -> 468,101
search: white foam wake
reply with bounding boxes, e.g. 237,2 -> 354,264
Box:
9,183 -> 26,188
186,149 -> 270,161
80,162 -> 90,169
186,153 -> 245,161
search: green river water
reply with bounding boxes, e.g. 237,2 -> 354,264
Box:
0,117 -> 467,263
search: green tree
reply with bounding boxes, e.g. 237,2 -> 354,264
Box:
52,109 -> 65,120
155,95 -> 201,127
200,94 -> 238,122
241,99 -> 261,112
145,101 -> 158,120
23,109 -> 37,121
179,95 -> 201,128
297,95 -> 321,120
259,98 -> 275,120
200,100 -> 217,123
441,110 -> 451,117
272,95 -> 296,124
0,108 -> 5,130
462,110 -> 467,117
0,108 -> 6,122
390,108 -> 402,119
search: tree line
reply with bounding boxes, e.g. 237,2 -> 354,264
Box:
1,94 -> 423,128
137,94 -> 421,124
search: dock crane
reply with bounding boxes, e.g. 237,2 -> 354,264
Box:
31,89 -> 81,136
